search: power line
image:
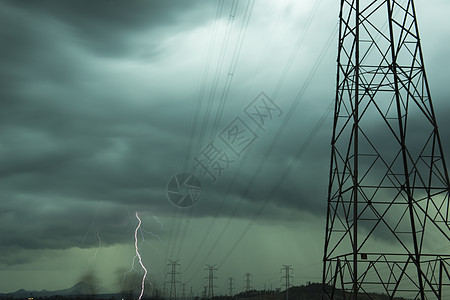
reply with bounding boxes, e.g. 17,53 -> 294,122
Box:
181,0 -> 252,275
210,21 -> 338,271
183,0 -> 225,173
218,98 -> 335,268
182,0 -> 328,279
194,0 -> 239,160
161,210 -> 181,275
173,1 -> 227,281
209,0 -> 256,138
271,0 -> 323,100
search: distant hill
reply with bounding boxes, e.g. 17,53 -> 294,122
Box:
0,282 -> 412,300
0,281 -> 109,299
227,283 -> 410,300
287,283 -> 410,300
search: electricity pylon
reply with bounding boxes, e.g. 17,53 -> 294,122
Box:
205,264 -> 217,299
281,265 -> 293,300
182,283 -> 186,300
166,260 -> 180,300
244,273 -> 253,292
228,277 -> 234,296
323,0 -> 450,299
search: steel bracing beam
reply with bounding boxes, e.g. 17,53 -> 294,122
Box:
322,1 -> 450,299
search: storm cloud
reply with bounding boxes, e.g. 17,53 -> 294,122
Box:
0,0 -> 449,294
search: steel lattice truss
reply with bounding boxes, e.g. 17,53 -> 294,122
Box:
322,0 -> 450,299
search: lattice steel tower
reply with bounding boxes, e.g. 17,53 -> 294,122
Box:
205,265 -> 217,299
166,260 -> 180,300
323,0 -> 450,299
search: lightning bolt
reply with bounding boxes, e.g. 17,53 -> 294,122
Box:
153,216 -> 165,230
135,212 -> 148,300
138,215 -> 166,252
87,229 -> 101,267
139,227 -> 165,255
123,213 -> 160,292
122,254 -> 138,284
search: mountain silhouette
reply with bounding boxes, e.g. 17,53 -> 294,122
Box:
0,281 -> 107,298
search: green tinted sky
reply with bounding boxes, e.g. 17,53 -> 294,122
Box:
0,0 -> 449,296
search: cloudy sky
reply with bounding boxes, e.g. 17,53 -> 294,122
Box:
0,0 -> 449,296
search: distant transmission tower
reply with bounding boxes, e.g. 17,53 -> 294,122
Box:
153,287 -> 159,299
205,264 -> 217,298
182,283 -> 186,300
323,0 -> 450,299
281,265 -> 293,300
228,277 -> 234,296
166,260 -> 180,300
244,273 -> 253,292
163,282 -> 168,298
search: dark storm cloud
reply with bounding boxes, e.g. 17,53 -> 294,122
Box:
4,0 -> 214,57
181,108 -> 333,221
0,96 -> 185,260
0,0 -> 337,257
1,0 -> 449,272
0,0 -> 216,264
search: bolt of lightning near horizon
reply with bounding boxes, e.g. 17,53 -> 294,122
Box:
87,229 -> 101,267
135,212 -> 148,300
122,254 -> 137,285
